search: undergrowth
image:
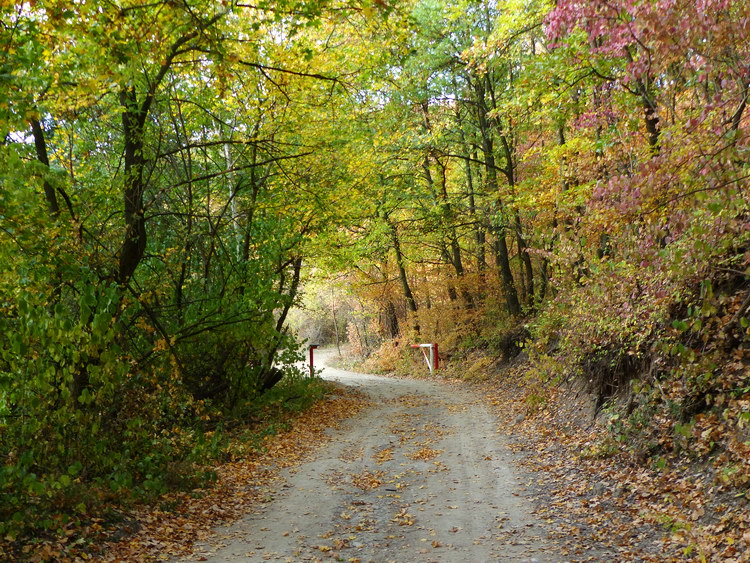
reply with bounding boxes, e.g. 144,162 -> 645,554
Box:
0,371 -> 328,545
357,216 -> 750,496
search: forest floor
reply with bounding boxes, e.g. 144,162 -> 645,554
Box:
479,365 -> 750,563
92,349 -> 748,562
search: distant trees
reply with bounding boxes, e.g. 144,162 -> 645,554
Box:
330,0 -> 748,357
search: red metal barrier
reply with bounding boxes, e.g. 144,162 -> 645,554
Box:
411,343 -> 438,373
309,344 -> 319,377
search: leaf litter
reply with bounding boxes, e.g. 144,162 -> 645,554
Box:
480,374 -> 750,561
26,382 -> 372,563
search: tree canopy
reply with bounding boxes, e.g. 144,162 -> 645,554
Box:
1,0 -> 748,550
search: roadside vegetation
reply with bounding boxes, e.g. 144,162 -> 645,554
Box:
1,0 -> 748,559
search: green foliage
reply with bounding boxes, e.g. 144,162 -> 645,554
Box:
0,0 -> 357,543
2,0 -> 750,547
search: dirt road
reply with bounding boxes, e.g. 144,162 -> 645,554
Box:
182,351 -> 555,562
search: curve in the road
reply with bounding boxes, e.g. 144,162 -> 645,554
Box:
183,349 -> 556,562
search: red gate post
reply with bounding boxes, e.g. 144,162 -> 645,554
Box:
411,343 -> 439,374
308,344 -> 319,377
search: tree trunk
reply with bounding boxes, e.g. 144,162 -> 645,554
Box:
470,150 -> 488,279
513,210 -> 534,308
118,87 -> 148,285
255,256 -> 303,394
440,243 -> 459,302
455,102 -> 487,287
385,300 -> 399,338
29,118 -> 61,217
331,287 -> 342,356
473,77 -> 521,317
169,98 -> 194,323
386,217 -> 419,333
29,117 -> 65,308
638,85 -> 661,152
491,78 -> 534,310
624,49 -> 661,152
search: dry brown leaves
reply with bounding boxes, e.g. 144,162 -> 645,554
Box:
373,447 -> 394,464
21,382 -> 371,563
391,507 -> 415,526
480,374 -> 750,562
350,470 -> 385,491
406,447 -> 443,462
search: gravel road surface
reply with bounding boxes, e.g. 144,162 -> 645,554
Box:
181,350 -> 556,562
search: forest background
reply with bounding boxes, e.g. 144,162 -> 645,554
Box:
1,0 -> 748,556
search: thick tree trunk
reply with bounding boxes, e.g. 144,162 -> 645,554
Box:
118,87 -> 148,285
115,11 -> 226,285
492,234 -> 520,315
440,243 -> 460,302
641,90 -> 661,152
385,300 -> 399,338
